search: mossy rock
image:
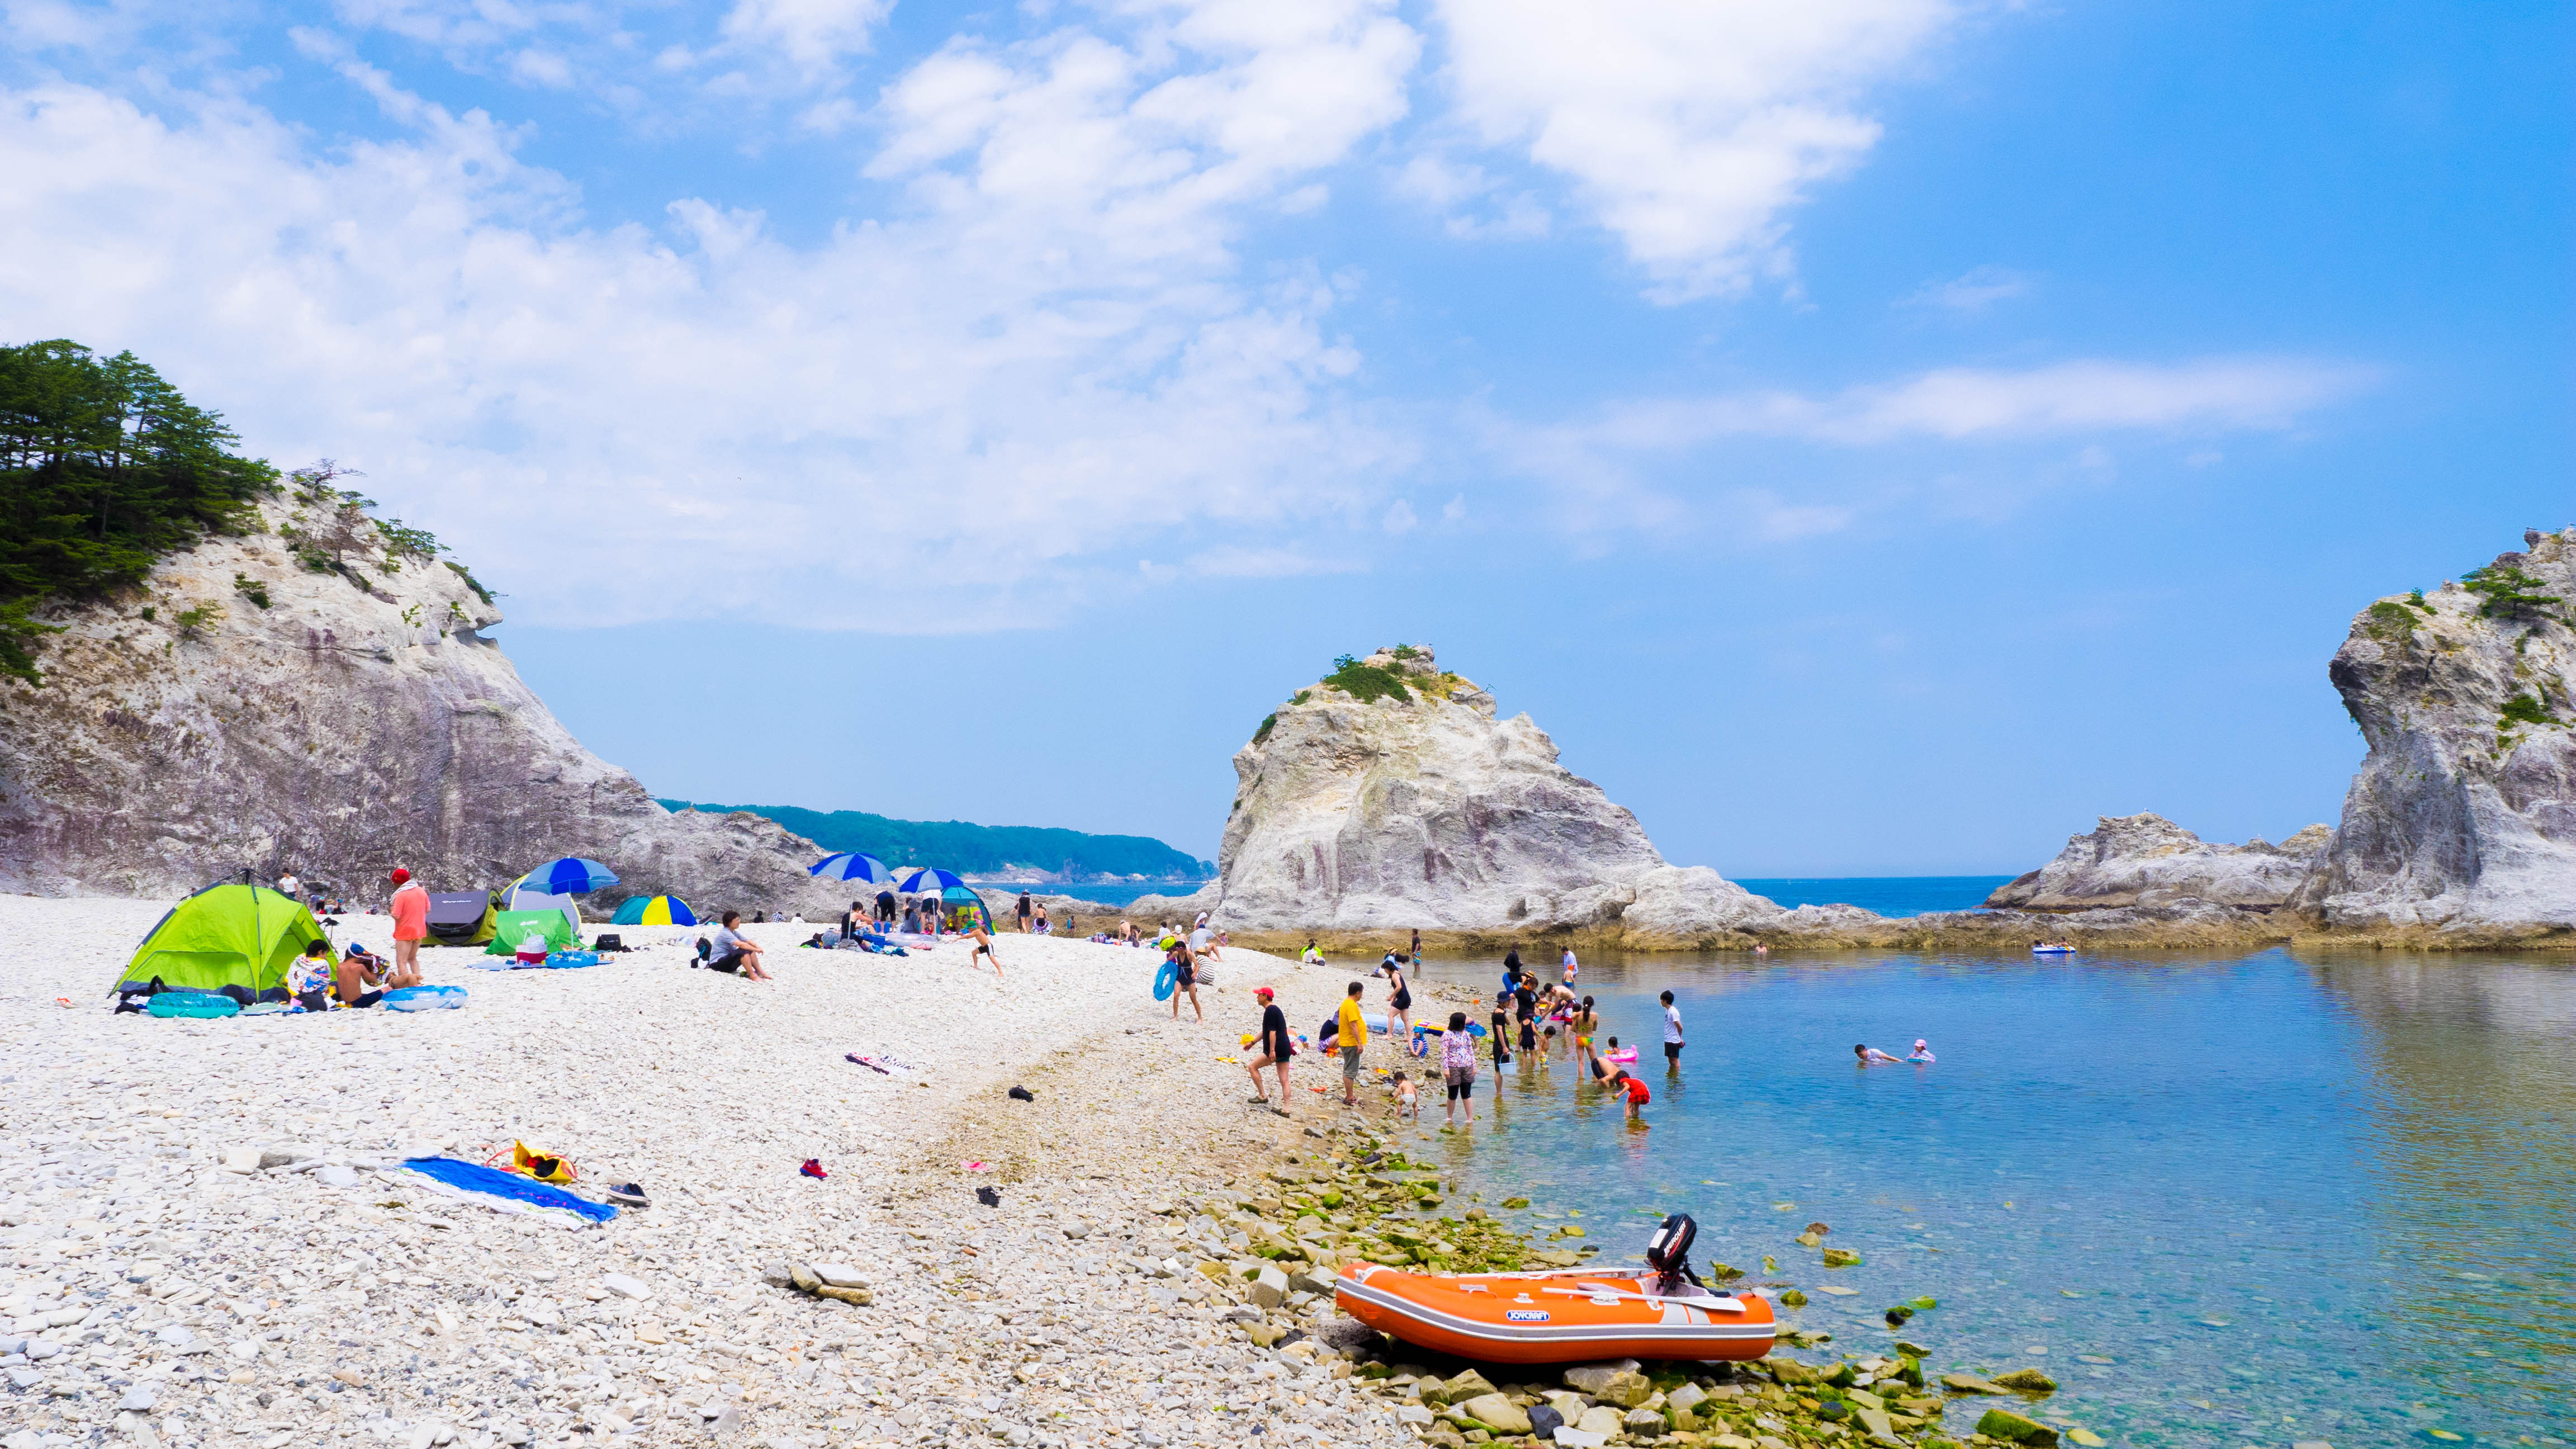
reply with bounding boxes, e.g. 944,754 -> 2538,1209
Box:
1973,1407 -> 2060,1446
1821,1248 -> 1862,1267
1779,1289 -> 1808,1306
1501,1196 -> 1531,1209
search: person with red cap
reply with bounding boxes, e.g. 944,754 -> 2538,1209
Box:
387,868 -> 429,988
1244,986 -> 1293,1113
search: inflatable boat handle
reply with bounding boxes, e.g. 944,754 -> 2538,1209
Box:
1539,1284 -> 1748,1313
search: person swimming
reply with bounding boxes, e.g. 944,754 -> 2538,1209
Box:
1854,1043 -> 1904,1065
1907,1038 -> 1936,1063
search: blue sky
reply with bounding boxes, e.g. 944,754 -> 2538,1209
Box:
3,0 -> 2566,874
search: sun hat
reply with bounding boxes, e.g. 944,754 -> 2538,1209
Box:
390,868 -> 410,883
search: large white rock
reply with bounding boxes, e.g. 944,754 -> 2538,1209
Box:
1181,646 -> 1784,939
0,498 -> 843,917
1984,813 -> 2331,911
2294,528 -> 2576,939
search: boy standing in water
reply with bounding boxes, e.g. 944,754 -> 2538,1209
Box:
1336,983 -> 1370,1107
1661,989 -> 1684,1070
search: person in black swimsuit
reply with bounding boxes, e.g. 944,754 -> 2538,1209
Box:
1385,956 -> 1414,1038
1168,940 -> 1202,1022
1244,986 -> 1293,1110
1514,974 -> 1538,1055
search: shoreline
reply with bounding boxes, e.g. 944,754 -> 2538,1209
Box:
1192,918 -> 2576,958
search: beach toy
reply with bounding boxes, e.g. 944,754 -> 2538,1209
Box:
146,990 -> 240,1019
962,1161 -> 991,1172
1153,962 -> 1179,1001
543,950 -> 602,969
383,984 -> 467,1012
2032,944 -> 2076,955
1604,1046 -> 1638,1065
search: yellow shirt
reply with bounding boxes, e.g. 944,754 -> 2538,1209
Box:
1337,997 -> 1369,1049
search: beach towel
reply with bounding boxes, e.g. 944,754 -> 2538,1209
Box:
385,1156 -> 616,1228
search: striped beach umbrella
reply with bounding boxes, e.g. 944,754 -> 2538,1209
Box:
809,852 -> 894,884
610,894 -> 697,926
513,856 -> 619,895
897,867 -> 967,894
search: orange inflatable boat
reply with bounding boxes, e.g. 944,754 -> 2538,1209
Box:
1334,1215 -> 1776,1364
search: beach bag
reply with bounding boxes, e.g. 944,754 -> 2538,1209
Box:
147,989 -> 239,1019
383,984 -> 468,1012
594,934 -> 624,953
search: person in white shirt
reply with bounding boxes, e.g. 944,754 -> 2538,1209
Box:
1661,989 -> 1684,1068
276,870 -> 302,905
1560,946 -> 1579,984
1189,922 -> 1220,960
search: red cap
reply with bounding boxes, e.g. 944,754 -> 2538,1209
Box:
390,868 -> 410,884
1254,986 -> 1275,1000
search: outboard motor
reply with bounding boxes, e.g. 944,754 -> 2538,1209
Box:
1645,1213 -> 1703,1295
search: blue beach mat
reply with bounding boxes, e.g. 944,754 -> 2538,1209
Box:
387,1157 -> 618,1227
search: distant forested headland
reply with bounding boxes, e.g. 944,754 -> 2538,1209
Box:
659,801 -> 1213,882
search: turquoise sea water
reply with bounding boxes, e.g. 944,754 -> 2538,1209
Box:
1398,949 -> 2575,1447
1734,875 -> 2018,917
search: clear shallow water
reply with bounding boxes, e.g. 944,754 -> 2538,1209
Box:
1733,875 -> 2019,917
1400,949 -> 2575,1447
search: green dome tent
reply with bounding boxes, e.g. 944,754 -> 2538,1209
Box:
484,909 -> 580,956
116,883 -> 326,1001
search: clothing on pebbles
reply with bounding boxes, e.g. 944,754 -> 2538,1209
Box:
0,897 -> 1417,1449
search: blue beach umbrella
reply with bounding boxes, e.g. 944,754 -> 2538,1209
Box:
513,857 -> 618,896
810,852 -> 894,884
898,867 -> 967,894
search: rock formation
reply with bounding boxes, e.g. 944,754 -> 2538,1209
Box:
1135,646 -> 1788,945
2291,527 -> 2576,941
0,499 -> 842,917
1984,813 -> 2332,912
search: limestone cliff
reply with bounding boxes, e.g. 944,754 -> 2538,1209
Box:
0,499 -> 842,917
1985,813 -> 2331,912
1171,646 -> 1786,944
2292,528 -> 2576,941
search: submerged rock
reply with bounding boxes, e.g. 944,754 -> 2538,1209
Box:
1991,1367 -> 2058,1394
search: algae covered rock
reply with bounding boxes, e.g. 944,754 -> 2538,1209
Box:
1992,1367 -> 2058,1394
1974,1407 -> 2062,1446
1822,1247 -> 1863,1267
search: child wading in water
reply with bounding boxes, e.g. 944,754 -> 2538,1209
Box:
1439,1011 -> 1480,1128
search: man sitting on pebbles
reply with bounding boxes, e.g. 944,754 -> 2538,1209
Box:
707,911 -> 773,980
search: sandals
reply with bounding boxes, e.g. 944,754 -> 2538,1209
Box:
1246,1096 -> 1271,1105
604,1182 -> 651,1208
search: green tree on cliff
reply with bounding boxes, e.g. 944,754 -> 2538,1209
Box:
0,340 -> 276,684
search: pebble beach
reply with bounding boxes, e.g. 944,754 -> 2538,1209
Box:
0,897 -> 1442,1449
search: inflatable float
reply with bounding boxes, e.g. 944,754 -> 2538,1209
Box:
2031,944 -> 2076,955
1335,1215 -> 1775,1365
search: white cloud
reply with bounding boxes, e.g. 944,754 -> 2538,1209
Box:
1382,499 -> 1419,533
718,0 -> 891,75
1489,355 -> 2376,539
0,1 -> 1423,631
1431,0 -> 1961,301
1901,264 -> 2030,311
1441,493 -> 1465,522
1185,546 -> 1364,579
1573,357 -> 2379,448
